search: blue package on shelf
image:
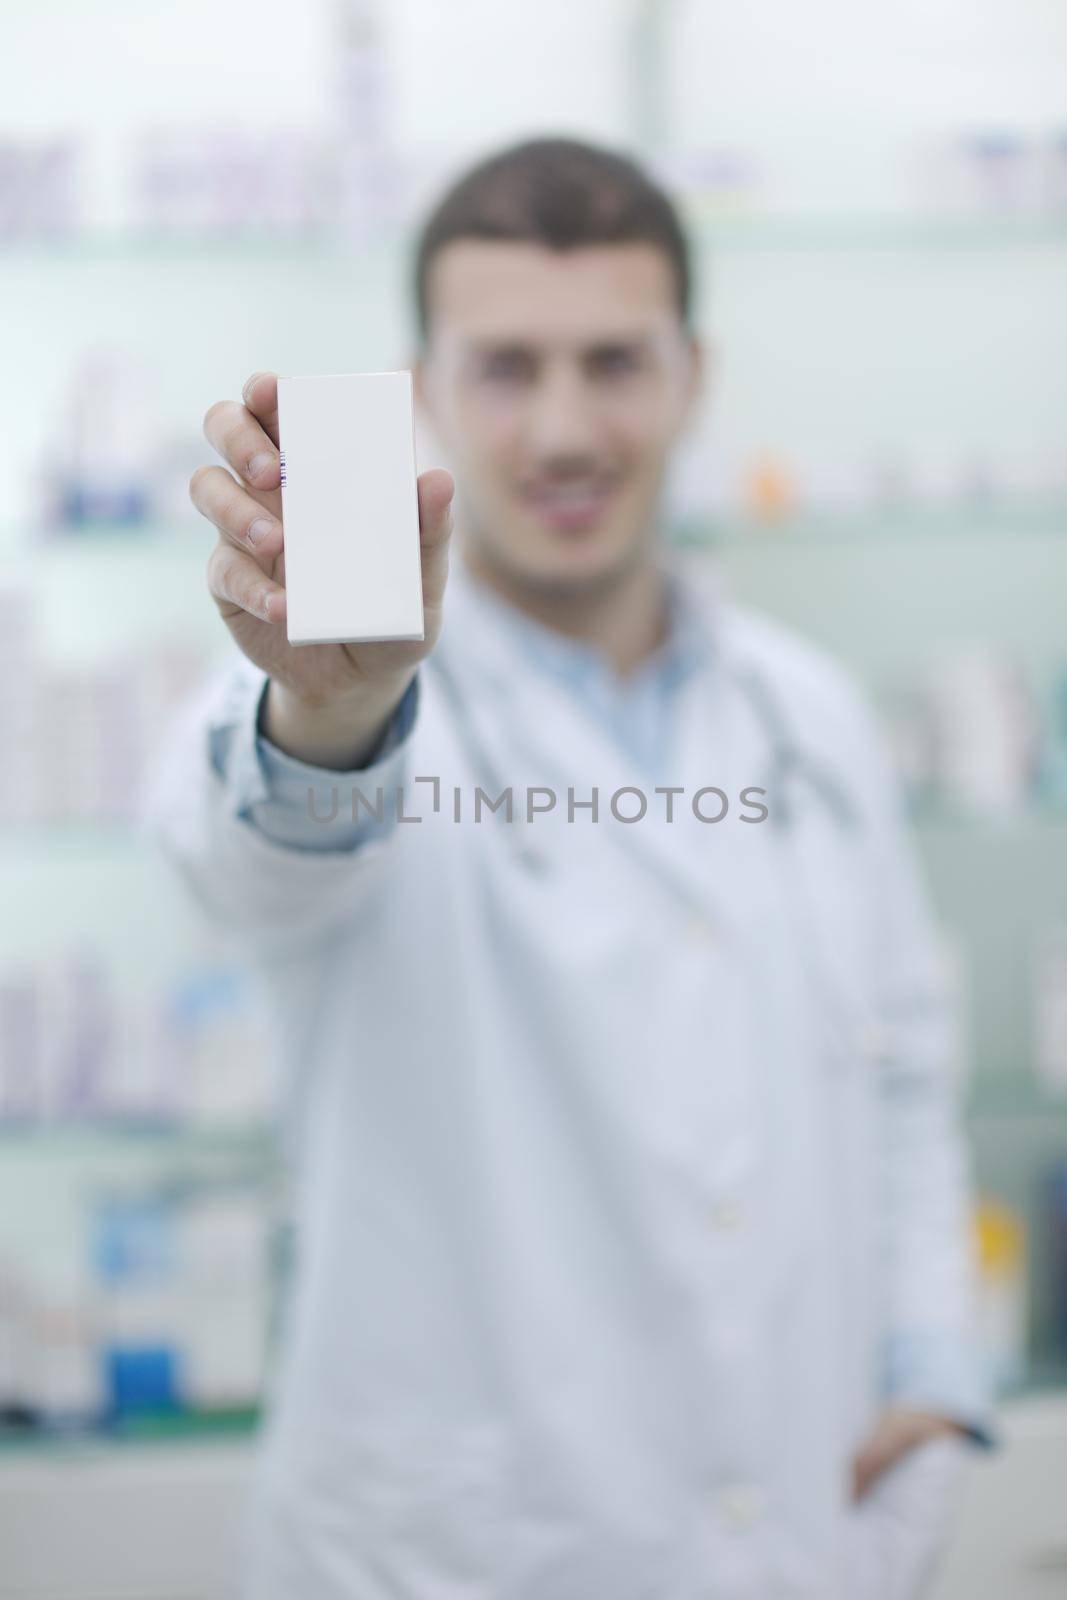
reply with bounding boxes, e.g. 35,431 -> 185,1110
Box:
104,1344 -> 180,1419
56,483 -> 150,530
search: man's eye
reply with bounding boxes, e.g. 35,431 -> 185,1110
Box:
590,349 -> 643,379
480,354 -> 533,384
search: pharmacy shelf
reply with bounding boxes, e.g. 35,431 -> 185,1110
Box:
1007,1364 -> 1067,1399
913,807 -> 1067,832
967,1094 -> 1067,1142
871,801 -> 1064,872
0,524 -> 232,660
696,215 -> 1067,250
0,231 -> 395,262
2,525 -> 233,560
0,525 -> 198,560
1,504 -> 1063,569
0,1407 -> 260,1454
968,1106 -> 1067,1375
0,822 -> 164,858
0,822 -> 199,863
916,814 -> 1067,1079
706,529 -> 1067,685
3,214 -> 1067,262
682,505 -> 1067,548
0,1123 -> 275,1152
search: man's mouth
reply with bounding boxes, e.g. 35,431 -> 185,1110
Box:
519,475 -> 620,534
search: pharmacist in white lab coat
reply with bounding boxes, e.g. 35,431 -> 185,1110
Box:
148,140 -> 992,1599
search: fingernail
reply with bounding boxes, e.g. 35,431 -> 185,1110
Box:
243,373 -> 263,403
248,452 -> 276,483
261,591 -> 272,619
248,517 -> 274,547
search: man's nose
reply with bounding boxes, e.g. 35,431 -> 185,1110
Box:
525,363 -> 601,458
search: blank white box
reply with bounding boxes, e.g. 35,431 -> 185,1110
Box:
277,370 -> 424,645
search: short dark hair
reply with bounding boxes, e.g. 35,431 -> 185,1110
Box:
412,136 -> 692,342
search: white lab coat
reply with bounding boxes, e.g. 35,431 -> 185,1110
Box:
147,560 -> 982,1599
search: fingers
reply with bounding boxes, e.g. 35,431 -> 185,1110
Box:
241,371 -> 280,444
189,464 -> 284,562
203,392 -> 280,490
852,1436 -> 894,1502
850,1410 -> 951,1501
206,539 -> 287,626
417,467 -> 455,609
852,1412 -> 911,1500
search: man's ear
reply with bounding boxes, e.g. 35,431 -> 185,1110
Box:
412,349 -> 434,422
685,332 -> 709,414
413,348 -> 449,453
411,348 -> 451,470
673,332 -> 708,439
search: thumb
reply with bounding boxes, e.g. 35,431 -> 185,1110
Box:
417,467 -> 454,609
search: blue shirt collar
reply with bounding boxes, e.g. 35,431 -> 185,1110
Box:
454,559 -> 710,696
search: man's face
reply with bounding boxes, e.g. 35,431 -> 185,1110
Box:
415,240 -> 702,597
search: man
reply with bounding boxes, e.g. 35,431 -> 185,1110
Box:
150,138 -> 992,1598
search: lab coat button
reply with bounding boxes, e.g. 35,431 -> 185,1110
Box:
685,914 -> 717,945
856,1019 -> 891,1059
709,1196 -> 745,1232
717,1484 -> 765,1532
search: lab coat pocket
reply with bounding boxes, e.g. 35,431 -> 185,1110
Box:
357,1419 -> 507,1591
839,1433 -> 971,1600
259,1413 -> 508,1596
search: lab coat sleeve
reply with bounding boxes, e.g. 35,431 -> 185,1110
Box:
141,652 -> 419,959
859,711 -> 997,1450
250,674 -> 419,852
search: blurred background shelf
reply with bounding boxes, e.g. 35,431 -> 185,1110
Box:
912,807 -> 1067,830
0,1406 -> 260,1453
0,1124 -> 276,1153
1,503 -> 1063,559
0,526 -> 202,561
696,215 -> 1067,249
688,506 -> 1067,546
4,214 -> 1067,261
